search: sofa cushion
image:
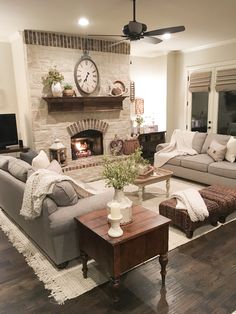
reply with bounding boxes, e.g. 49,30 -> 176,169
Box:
225,136 -> 236,163
201,133 -> 230,153
207,140 -> 227,162
48,181 -> 78,206
32,150 -> 50,170
8,158 -> 33,182
0,156 -> 15,171
208,161 -> 236,179
49,189 -> 114,235
167,156 -> 188,166
181,154 -> 214,172
192,132 -> 207,153
20,150 -> 38,165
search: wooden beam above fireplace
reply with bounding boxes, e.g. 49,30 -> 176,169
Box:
43,96 -> 127,113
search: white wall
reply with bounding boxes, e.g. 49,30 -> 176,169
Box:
11,32 -> 33,147
0,42 -> 18,115
129,55 -> 167,132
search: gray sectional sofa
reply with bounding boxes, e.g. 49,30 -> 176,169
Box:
0,155 -> 113,267
157,132 -> 236,188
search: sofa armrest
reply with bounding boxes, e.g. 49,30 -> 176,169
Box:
156,142 -> 169,152
48,189 -> 114,235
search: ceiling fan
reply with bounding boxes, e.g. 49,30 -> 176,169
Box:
88,0 -> 185,45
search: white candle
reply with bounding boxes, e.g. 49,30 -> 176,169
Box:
110,202 -> 121,219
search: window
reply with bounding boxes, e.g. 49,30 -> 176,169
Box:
217,91 -> 236,135
191,92 -> 209,132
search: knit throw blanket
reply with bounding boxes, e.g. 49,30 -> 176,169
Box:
20,169 -> 91,220
154,129 -> 197,168
171,188 -> 209,222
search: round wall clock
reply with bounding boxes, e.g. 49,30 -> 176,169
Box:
74,52 -> 99,95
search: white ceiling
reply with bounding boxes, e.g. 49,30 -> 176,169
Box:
1,0 -> 236,57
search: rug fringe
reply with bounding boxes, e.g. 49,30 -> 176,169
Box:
0,210 -> 72,304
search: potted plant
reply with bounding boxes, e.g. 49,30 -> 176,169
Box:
103,154 -> 138,224
135,115 -> 144,134
42,67 -> 64,97
63,83 -> 75,97
130,146 -> 152,176
103,155 -> 138,190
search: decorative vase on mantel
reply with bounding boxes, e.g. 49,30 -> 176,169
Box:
51,82 -> 63,97
107,189 -> 133,225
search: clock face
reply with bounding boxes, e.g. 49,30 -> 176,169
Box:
74,57 -> 99,95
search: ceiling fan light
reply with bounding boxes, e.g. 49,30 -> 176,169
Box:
162,33 -> 171,40
78,17 -> 89,27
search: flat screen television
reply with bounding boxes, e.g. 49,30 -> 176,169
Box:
0,113 -> 18,150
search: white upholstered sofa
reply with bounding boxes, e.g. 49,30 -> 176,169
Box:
156,132 -> 236,188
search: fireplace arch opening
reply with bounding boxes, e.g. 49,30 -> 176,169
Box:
71,129 -> 103,160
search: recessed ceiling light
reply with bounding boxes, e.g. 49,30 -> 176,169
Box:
162,33 -> 171,40
78,17 -> 89,26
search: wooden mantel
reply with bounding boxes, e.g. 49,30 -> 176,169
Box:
43,96 -> 127,113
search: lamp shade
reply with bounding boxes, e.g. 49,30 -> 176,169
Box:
135,98 -> 144,115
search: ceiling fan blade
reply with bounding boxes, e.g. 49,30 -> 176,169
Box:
87,34 -> 124,37
144,25 -> 185,37
142,36 -> 162,44
110,38 -> 130,47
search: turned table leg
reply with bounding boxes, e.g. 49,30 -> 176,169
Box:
166,179 -> 170,197
138,186 -> 144,203
81,250 -> 88,278
159,254 -> 168,286
110,276 -> 120,303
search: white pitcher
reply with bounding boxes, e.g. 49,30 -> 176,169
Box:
51,82 -> 63,97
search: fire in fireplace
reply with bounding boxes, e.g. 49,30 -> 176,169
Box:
71,130 -> 103,160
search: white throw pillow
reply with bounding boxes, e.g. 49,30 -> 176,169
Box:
225,136 -> 236,163
32,150 -> 50,170
207,140 -> 227,162
47,159 -> 63,174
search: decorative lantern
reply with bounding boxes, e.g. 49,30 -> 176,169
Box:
49,139 -> 67,166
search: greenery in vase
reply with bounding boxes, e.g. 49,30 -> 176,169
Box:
129,146 -> 149,166
103,156 -> 138,190
103,148 -> 150,190
42,67 -> 64,87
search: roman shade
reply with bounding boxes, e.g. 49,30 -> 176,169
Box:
189,71 -> 212,92
215,68 -> 236,92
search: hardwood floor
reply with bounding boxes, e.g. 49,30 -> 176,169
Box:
0,220 -> 236,314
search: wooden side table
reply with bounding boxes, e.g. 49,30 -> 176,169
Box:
75,206 -> 170,302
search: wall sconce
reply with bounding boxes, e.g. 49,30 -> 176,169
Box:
130,81 -> 135,102
135,98 -> 144,115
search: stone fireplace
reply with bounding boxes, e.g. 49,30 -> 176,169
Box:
24,30 -> 131,160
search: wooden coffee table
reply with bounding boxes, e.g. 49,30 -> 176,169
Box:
133,168 -> 173,202
75,206 -> 171,302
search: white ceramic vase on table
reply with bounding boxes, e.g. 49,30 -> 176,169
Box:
107,189 -> 133,225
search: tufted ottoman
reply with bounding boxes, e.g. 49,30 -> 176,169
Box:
199,185 -> 236,223
159,185 -> 236,238
159,196 -> 220,238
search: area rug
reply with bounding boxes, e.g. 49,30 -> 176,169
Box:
0,177 -> 235,305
